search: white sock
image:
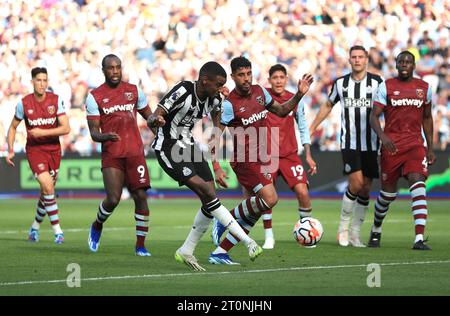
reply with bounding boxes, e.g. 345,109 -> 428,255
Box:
351,197 -> 369,235
371,224 -> 382,233
31,220 -> 40,230
415,234 -> 424,243
179,208 -> 212,255
52,224 -> 63,235
265,228 -> 274,240
340,189 -> 356,231
210,205 -> 253,246
213,246 -> 228,255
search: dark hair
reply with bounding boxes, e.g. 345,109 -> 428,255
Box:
230,56 -> 252,73
31,67 -> 47,78
349,45 -> 368,57
102,54 -> 121,68
199,61 -> 227,79
269,64 -> 287,77
396,50 -> 415,63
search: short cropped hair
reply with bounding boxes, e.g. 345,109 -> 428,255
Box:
269,64 -> 287,77
349,45 -> 368,57
199,61 -> 227,79
31,67 -> 47,78
102,54 -> 121,68
230,56 -> 252,73
396,50 -> 416,63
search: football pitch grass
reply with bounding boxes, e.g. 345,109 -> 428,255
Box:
0,198 -> 449,296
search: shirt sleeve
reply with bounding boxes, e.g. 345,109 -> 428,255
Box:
158,82 -> 187,113
57,96 -> 66,115
220,100 -> 234,126
425,84 -> 432,106
137,87 -> 148,110
295,102 -> 311,145
15,99 -> 24,120
261,86 -> 274,108
373,81 -> 387,109
328,80 -> 340,106
85,93 -> 100,119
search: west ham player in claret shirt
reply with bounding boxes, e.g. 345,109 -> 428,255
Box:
213,64 -> 318,250
6,67 -> 70,244
85,54 -> 153,256
209,56 -> 313,265
368,51 -> 436,250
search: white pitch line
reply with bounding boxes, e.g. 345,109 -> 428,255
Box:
1,260 -> 449,287
0,219 -> 416,235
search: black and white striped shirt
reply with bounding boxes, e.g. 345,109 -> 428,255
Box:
152,81 -> 222,151
328,72 -> 383,151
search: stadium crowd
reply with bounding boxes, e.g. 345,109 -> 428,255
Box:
0,0 -> 448,156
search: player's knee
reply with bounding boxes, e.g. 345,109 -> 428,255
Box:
296,189 -> 309,203
197,184 -> 216,203
40,184 -> 54,196
349,181 -> 364,194
131,189 -> 147,202
263,193 -> 278,209
106,195 -> 121,209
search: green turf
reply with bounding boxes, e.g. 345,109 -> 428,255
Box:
0,198 -> 449,296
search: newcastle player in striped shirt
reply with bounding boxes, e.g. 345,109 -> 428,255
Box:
147,61 -> 263,271
310,46 -> 383,247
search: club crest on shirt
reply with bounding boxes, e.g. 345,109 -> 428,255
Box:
256,95 -> 264,106
182,167 -> 192,177
416,89 -> 424,98
124,92 -> 134,101
47,105 -> 56,114
345,164 -> 352,173
171,91 -> 181,101
366,86 -> 372,94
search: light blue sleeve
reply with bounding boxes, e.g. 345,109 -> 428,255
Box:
85,93 -> 100,116
57,96 -> 66,115
295,102 -> 311,145
426,85 -> 432,104
261,86 -> 273,107
137,87 -> 148,110
220,100 -> 234,126
15,99 -> 24,120
374,81 -> 387,107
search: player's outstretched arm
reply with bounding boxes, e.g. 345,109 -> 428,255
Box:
28,114 -> 71,138
370,106 -> 397,155
6,117 -> 21,167
422,104 -> 436,165
267,74 -> 313,117
303,144 -> 317,175
87,119 -> 121,143
309,100 -> 333,136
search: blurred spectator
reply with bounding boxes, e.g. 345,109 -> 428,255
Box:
0,0 -> 449,157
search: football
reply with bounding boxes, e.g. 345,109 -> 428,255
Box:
293,217 -> 323,246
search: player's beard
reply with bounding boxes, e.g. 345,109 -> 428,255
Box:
106,77 -> 121,88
